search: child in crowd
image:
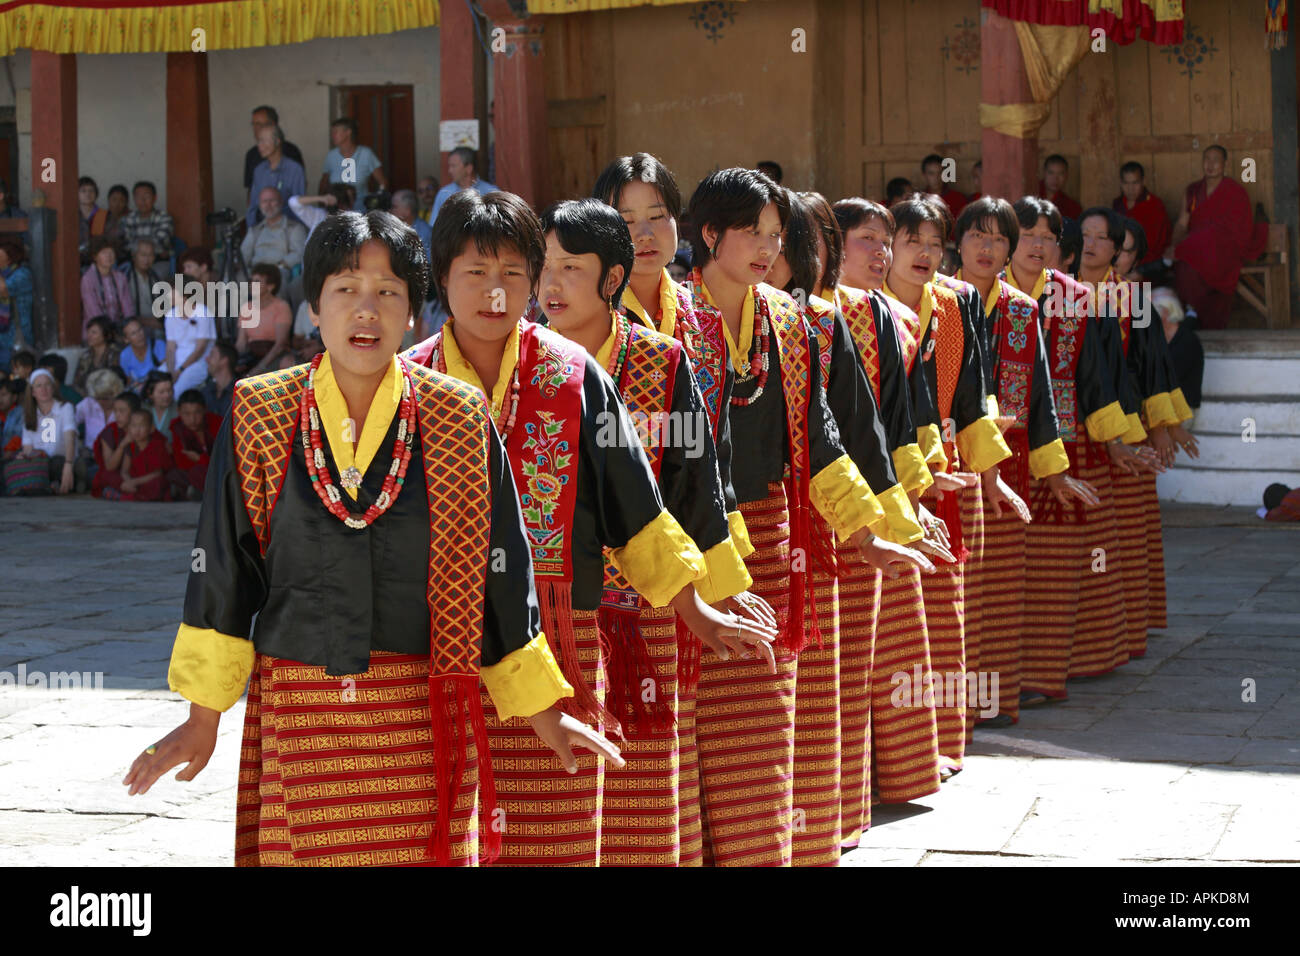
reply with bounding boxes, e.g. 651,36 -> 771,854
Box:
142,370 -> 176,433
9,350 -> 35,380
93,390 -> 141,498
38,353 -> 82,405
117,407 -> 172,501
168,389 -> 221,500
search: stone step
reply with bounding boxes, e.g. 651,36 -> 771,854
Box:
1169,432 -> 1300,471
1189,400 -> 1300,436
1202,355 -> 1300,399
1157,465 -> 1297,507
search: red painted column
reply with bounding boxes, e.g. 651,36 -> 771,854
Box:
980,8 -> 1038,201
482,4 -> 551,208
29,52 -> 79,347
439,0 -> 487,185
166,53 -> 214,251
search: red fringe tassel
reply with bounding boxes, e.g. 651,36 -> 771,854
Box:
599,606 -> 675,734
536,577 -> 614,731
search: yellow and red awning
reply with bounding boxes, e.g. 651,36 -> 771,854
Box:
0,0 -> 439,55
981,0 -> 1184,45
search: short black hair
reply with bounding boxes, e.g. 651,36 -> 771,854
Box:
3,378 -> 25,399
143,370 -> 174,401
108,184 -> 129,201
834,197 -> 895,237
779,190 -> 822,299
685,167 -> 789,266
128,407 -> 153,426
252,104 -> 280,124
303,210 -> 429,313
954,196 -> 1020,251
331,117 -> 359,140
85,316 -> 117,345
211,341 -> 238,373
885,177 -> 913,202
756,161 -> 784,184
1204,144 -> 1228,162
540,198 -> 635,309
450,146 -> 478,171
1044,154 -> 1069,171
1079,205 -> 1125,250
179,246 -> 214,273
37,353 -> 69,383
1058,219 -> 1083,273
178,389 -> 207,408
921,153 -> 944,171
1012,196 -> 1064,241
132,181 -> 157,197
10,350 -> 35,370
593,153 -> 683,220
1120,216 -> 1148,263
428,190 -> 545,309
892,197 -> 949,241
78,176 -> 99,195
88,236 -> 116,259
115,390 -> 142,411
250,262 -> 282,296
1119,161 -> 1145,180
799,191 -> 844,293
329,182 -> 357,211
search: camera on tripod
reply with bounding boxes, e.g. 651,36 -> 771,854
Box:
206,207 -> 239,226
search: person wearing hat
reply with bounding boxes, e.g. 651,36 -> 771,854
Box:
11,368 -> 85,494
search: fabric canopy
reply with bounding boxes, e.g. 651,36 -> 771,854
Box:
981,0 -> 1184,45
527,0 -> 739,12
0,0 -> 438,55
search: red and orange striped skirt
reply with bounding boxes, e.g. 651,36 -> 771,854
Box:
836,546 -> 879,848
792,567 -> 842,866
1142,469 -> 1167,631
1110,465 -> 1151,659
1068,451 -> 1131,679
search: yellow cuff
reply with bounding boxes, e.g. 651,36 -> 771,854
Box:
986,394 -> 1001,420
917,422 -> 948,469
1142,391 -> 1179,429
1028,438 -> 1070,479
891,443 -> 934,496
728,510 -> 754,559
481,632 -> 574,721
1170,387 -> 1194,423
693,534 -> 754,605
1084,400 -> 1129,443
609,508 -> 706,608
809,453 -> 886,543
1121,412 -> 1147,444
167,624 -> 255,712
876,482 -> 924,544
955,416 -> 1012,474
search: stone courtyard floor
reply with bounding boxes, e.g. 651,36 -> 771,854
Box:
1,498 -> 1296,866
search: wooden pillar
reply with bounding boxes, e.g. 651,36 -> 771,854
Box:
1076,49 -> 1119,216
166,53 -> 214,251
980,9 -> 1038,201
1272,14 -> 1299,317
439,0 -> 489,184
29,52 -> 79,347
482,4 -> 551,207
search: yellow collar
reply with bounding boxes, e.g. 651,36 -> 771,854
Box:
908,282 -> 935,338
622,269 -> 679,339
313,352 -> 403,500
440,316 -> 522,418
699,276 -> 753,374
808,292 -> 835,316
954,269 -> 1001,319
1007,266 -> 1047,302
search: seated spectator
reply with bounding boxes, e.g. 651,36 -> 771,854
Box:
274,350 -> 300,371
0,375 -> 23,453
756,160 -> 783,184
292,299 -> 325,360
9,349 -> 35,380
289,183 -> 357,243
967,161 -> 983,202
240,187 -> 307,289
121,181 -> 175,259
1113,218 -> 1147,282
90,389 -> 140,498
248,126 -> 307,228
143,370 -> 177,433
78,176 -> 109,268
38,354 -> 81,405
1167,145 -> 1270,329
1154,287 -> 1203,409
1054,217 -> 1083,274
1112,161 -> 1169,266
885,177 -> 913,208
235,263 -> 293,375
115,407 -> 172,502
0,176 -> 28,244
319,116 -> 388,194
416,176 -> 439,222
200,341 -> 238,420
80,237 -> 132,333
1039,154 -> 1082,221
431,147 -> 497,220
10,368 -> 85,495
391,188 -> 433,261
162,279 -> 215,394
244,106 -> 305,206
73,317 -> 123,393
0,239 -> 34,369
75,367 -> 125,451
1262,482 -> 1300,522
119,317 -> 168,392
169,389 -> 221,500
667,254 -> 690,285
103,184 -> 131,260
124,237 -> 168,328
921,152 -> 967,223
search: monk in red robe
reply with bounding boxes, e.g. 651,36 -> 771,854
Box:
121,409 -> 172,502
1039,154 -> 1082,220
169,390 -> 222,499
1112,161 -> 1169,265
1167,145 -> 1268,329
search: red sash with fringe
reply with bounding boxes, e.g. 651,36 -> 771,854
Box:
923,282 -> 970,559
231,360 -> 499,866
599,319 -> 682,731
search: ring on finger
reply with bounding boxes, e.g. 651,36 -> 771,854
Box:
145,744 -> 158,755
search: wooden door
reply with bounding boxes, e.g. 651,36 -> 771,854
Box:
337,85 -> 417,193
